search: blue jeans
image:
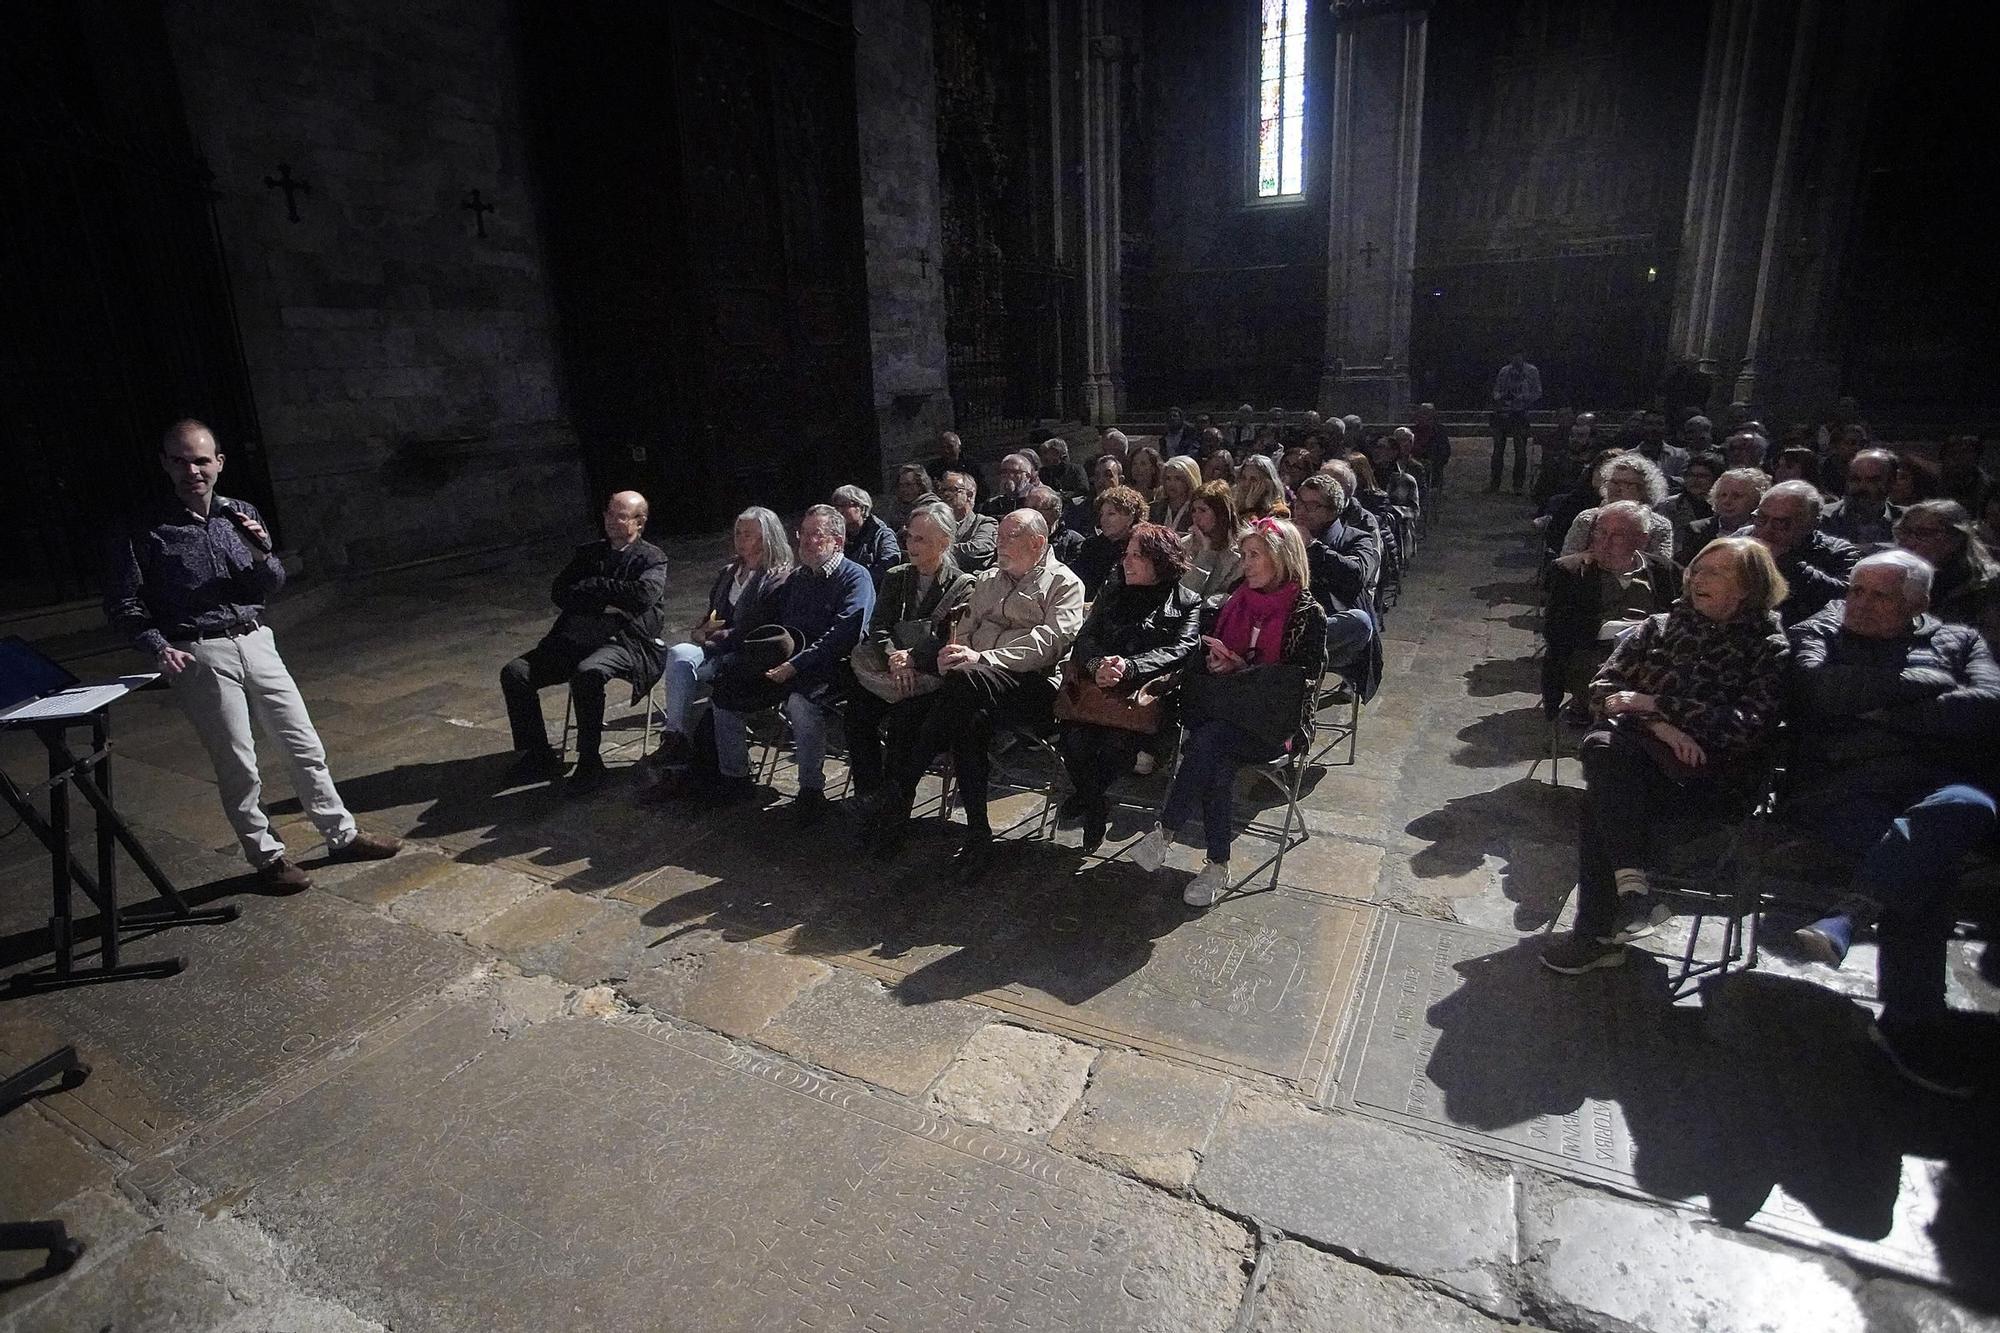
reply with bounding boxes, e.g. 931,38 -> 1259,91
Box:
1802,783 -> 1997,1021
1325,608 -> 1375,677
661,642 -> 715,736
712,690 -> 831,791
1161,719 -> 1285,863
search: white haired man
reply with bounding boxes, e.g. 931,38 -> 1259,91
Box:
1783,550 -> 2000,1098
832,484 -> 900,587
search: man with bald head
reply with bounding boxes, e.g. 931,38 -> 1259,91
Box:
501,489 -> 669,793
106,420 -> 401,888
866,508 -> 1084,883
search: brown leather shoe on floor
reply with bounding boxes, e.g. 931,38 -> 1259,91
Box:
328,830 -> 402,863
256,858 -> 312,892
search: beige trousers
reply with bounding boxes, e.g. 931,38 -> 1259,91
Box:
166,626 -> 357,867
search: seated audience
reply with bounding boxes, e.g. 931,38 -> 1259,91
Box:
1682,466 -> 1769,558
844,502 -> 973,797
1028,483 -> 1086,567
685,505 -> 874,819
1129,518 -> 1329,907
1153,456 -> 1201,534
1939,434 -> 1990,512
1039,436 -> 1089,497
1099,428 -> 1132,469
833,484 -> 901,587
1229,404 -> 1257,451
1182,480 -> 1245,600
1411,402 -> 1452,491
1633,409 -> 1690,482
1895,500 -> 2000,650
1561,452 -> 1676,562
1539,444 -> 1620,557
1202,448 -> 1236,484
1127,446 -> 1165,504
1979,487 -> 2000,552
653,506 -> 792,766
939,469 -> 998,572
1533,413 -> 1596,507
881,463 -> 937,538
1542,501 -> 1683,717
1292,473 -> 1384,699
1234,455 -> 1289,521
1540,538 -> 1790,973
1073,484 -> 1148,599
1679,414 -> 1715,454
501,491 -> 670,792
1889,452 -> 1940,508
984,450 -> 1042,518
1772,446 -> 1820,489
1321,457 -> 1396,605
1818,422 -> 1870,496
1278,446 -> 1317,495
1195,426 -> 1224,462
1820,447 -> 1903,550
1723,430 -> 1771,470
867,510 -> 1086,883
924,429 -> 984,492
1782,551 -> 2000,1097
1748,479 -> 1858,624
1056,524 -> 1201,850
1658,452 -> 1724,559
1160,406 -> 1199,459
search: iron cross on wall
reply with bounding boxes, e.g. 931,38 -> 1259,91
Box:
462,189 -> 495,238
263,163 -> 310,222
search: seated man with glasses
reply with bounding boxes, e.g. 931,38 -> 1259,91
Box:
938,470 -> 998,573
1746,480 -> 1858,626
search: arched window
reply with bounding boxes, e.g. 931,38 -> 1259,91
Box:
1252,0 -> 1307,200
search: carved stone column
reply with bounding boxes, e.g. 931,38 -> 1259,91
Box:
1079,2 -> 1123,425
1319,2 -> 1427,421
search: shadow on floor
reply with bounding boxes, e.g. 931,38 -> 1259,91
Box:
1423,937 -> 2000,1302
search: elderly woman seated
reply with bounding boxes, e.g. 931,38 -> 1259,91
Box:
843,502 -> 973,798
1541,537 -> 1791,973
1894,499 -> 2000,651
653,507 -> 793,766
1560,451 -> 1676,562
1540,500 -> 1682,720
1055,523 -> 1202,851
1130,518 -> 1328,908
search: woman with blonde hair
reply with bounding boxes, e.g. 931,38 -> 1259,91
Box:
1153,455 -> 1202,534
1181,480 -> 1244,599
1131,517 -> 1329,907
1542,535 -> 1791,973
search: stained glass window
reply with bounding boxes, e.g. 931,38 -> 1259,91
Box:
1256,0 -> 1306,198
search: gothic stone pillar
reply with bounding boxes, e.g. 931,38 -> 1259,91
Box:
1080,3 -> 1123,426
1319,2 -> 1426,422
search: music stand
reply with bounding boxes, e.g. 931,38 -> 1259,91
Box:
2,675 -> 237,993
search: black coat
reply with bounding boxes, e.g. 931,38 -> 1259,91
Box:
542,538 -> 670,672
1070,581 -> 1203,691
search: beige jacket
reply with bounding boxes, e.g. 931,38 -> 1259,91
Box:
956,550 -> 1085,685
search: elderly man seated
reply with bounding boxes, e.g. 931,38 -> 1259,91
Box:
1748,479 -> 1858,625
1541,501 -> 1681,720
1028,483 -> 1087,567
1819,447 -> 1903,551
832,484 -> 900,588
844,502 -> 973,798
866,509 -> 1085,884
500,490 -> 669,793
1291,473 -> 1384,699
670,504 -> 874,821
983,451 -> 1042,518
938,470 -> 998,573
1038,437 -> 1089,497
1782,550 -> 2000,1098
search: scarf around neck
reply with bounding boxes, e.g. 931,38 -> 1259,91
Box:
1215,580 -> 1298,665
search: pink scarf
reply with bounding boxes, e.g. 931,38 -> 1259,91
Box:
1215,580 -> 1298,665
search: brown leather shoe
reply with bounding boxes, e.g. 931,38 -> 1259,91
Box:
328,830 -> 402,863
256,858 -> 312,892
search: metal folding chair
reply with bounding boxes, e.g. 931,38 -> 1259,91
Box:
936,723 -> 1065,840
1308,673 -> 1361,767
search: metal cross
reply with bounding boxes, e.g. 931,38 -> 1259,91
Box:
917,248 -> 930,280
1358,239 -> 1380,269
263,163 -> 310,223
462,189 -> 495,239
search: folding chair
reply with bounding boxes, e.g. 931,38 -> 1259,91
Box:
745,695 -> 852,799
1153,718 -> 1315,896
557,672 -> 668,765
936,722 -> 1065,841
1308,672 -> 1361,767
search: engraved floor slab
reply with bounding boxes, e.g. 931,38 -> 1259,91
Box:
147,1005 -> 1248,1333
0,890 -> 474,1156
1325,914 -> 1994,1288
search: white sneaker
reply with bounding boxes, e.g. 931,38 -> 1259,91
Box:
1130,825 -> 1168,873
1133,752 -> 1157,776
1184,860 -> 1230,907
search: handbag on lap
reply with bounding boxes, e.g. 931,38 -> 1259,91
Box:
1181,663 -> 1310,750
850,619 -> 947,704
1052,661 -> 1172,735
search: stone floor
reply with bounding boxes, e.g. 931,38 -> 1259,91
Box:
2,490 -> 1996,1333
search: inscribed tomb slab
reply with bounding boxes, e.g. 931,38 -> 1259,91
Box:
159,1008 -> 1248,1333
1324,913 -> 1971,1286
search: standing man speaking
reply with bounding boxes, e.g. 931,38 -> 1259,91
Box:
105,420 -> 401,889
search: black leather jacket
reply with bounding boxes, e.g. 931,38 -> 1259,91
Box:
1070,581 -> 1203,690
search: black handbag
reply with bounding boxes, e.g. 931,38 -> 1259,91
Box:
1181,663 -> 1310,750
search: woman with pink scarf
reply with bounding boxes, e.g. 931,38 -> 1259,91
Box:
1130,517 -> 1328,907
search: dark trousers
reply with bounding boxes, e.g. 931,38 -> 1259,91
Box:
1799,783 -> 1997,1022
894,665 -> 1056,833
1489,410 -> 1531,489
1161,719 -> 1286,863
500,641 -> 650,764
845,682 -> 937,793
1574,728 -> 1728,938
1057,722 -> 1148,812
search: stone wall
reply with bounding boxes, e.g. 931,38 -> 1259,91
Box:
162,0 -> 586,575
854,0 -> 952,477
